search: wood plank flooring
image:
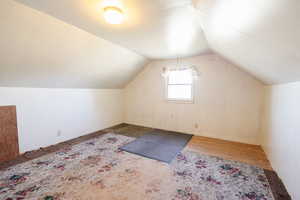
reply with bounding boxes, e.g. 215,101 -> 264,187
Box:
0,123 -> 272,170
186,136 -> 272,170
112,124 -> 272,170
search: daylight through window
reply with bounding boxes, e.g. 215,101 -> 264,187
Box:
166,68 -> 193,101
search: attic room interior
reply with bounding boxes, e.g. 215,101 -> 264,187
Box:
0,0 -> 299,199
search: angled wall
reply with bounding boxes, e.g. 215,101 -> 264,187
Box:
261,82 -> 300,200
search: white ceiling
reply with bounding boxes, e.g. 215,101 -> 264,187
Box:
193,0 -> 300,84
15,0 -> 209,59
8,0 -> 300,85
0,0 -> 147,89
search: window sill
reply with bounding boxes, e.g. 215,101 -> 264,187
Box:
166,99 -> 194,104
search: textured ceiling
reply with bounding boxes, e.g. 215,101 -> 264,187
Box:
6,0 -> 300,86
15,0 -> 209,59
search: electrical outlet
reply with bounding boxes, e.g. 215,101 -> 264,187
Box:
57,130 -> 62,137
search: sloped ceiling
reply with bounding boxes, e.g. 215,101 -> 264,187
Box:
0,0 -> 148,89
15,0 -> 209,59
3,0 -> 300,86
193,0 -> 300,84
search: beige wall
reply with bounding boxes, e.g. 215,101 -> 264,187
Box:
0,87 -> 123,153
125,54 -> 265,145
261,82 -> 300,200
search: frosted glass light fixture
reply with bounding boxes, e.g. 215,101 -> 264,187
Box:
103,6 -> 124,24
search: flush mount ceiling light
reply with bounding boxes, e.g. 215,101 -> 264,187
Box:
103,6 -> 124,24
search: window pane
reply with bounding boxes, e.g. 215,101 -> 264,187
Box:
168,85 -> 192,100
168,69 -> 192,84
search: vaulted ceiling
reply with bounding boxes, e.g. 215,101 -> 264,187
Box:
193,0 -> 300,84
3,0 -> 300,87
15,0 -> 209,59
0,0 -> 148,89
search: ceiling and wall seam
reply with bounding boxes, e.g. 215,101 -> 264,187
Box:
0,0 -> 149,89
2,0 -> 299,88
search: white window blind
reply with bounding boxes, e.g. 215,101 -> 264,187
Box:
166,69 -> 193,101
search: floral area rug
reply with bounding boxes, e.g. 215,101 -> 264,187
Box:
0,133 -> 274,200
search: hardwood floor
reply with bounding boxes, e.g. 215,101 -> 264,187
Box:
185,136 -> 272,170
0,123 -> 272,171
112,124 -> 272,170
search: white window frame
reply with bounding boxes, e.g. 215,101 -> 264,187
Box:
165,68 -> 195,103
